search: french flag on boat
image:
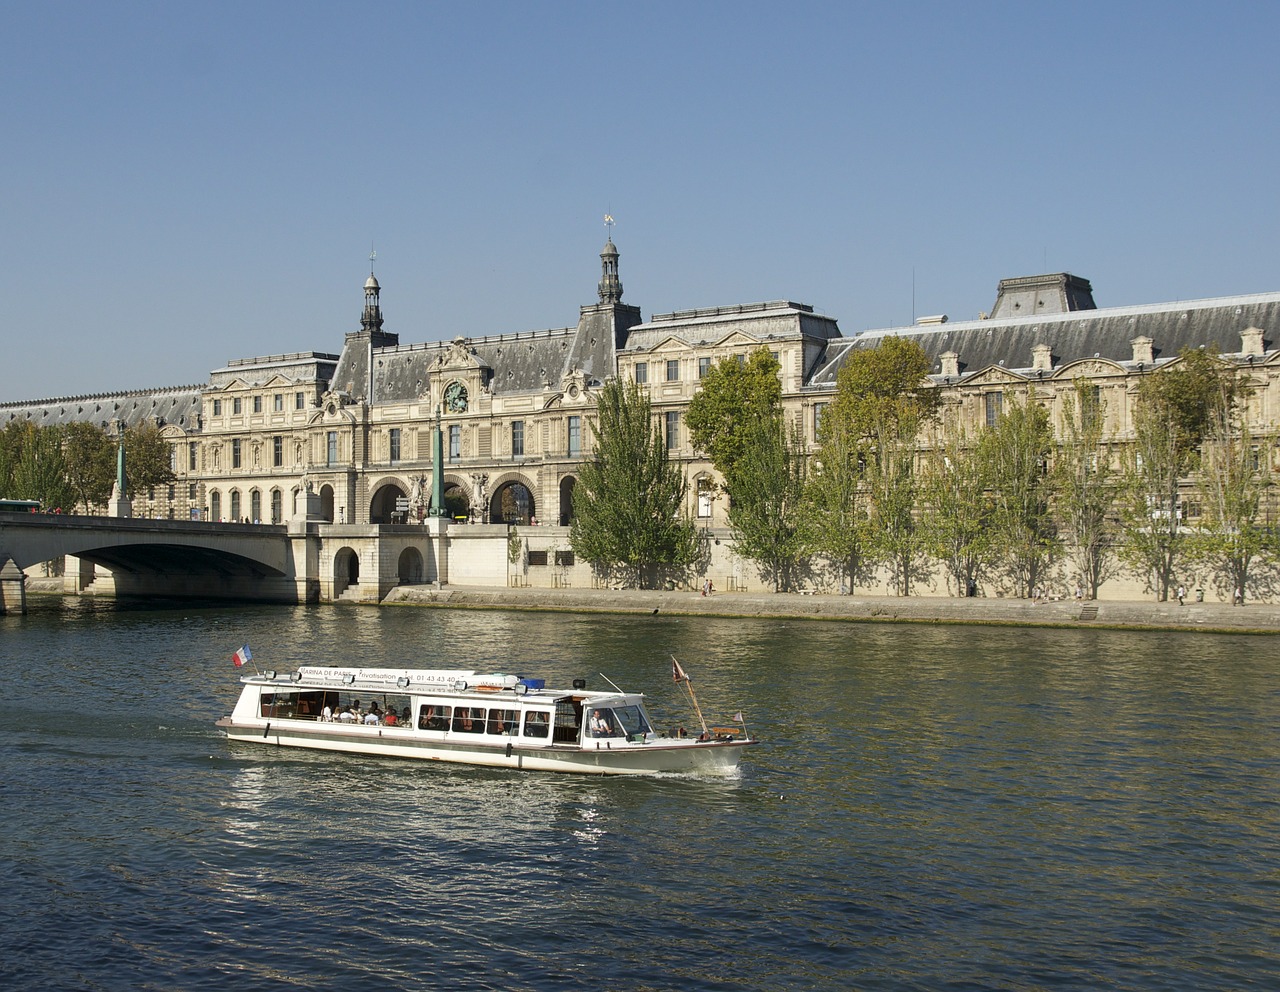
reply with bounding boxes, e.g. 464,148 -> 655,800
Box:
232,645 -> 252,668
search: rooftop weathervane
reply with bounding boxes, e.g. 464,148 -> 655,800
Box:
604,213 -> 615,237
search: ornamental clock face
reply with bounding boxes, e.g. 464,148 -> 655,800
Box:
444,381 -> 468,413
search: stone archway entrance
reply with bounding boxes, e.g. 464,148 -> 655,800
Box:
370,482 -> 408,524
442,483 -> 471,522
320,485 -> 335,523
333,547 -> 360,597
398,547 -> 425,585
490,481 -> 534,525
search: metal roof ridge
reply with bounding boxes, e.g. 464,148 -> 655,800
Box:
852,289 -> 1280,339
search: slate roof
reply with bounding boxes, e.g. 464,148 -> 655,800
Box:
0,385 -> 205,431
370,326 -> 583,403
808,290 -> 1280,386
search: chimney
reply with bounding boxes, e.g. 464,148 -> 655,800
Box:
1131,336 -> 1154,366
940,351 -> 960,377
1031,343 -> 1053,372
1241,326 -> 1265,357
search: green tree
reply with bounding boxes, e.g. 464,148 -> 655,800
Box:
685,348 -> 782,479
1186,400 -> 1276,602
979,391 -> 1059,598
1054,380 -> 1119,599
823,336 -> 940,443
866,408 -> 930,595
9,423 -> 77,510
725,412 -> 808,592
570,379 -> 700,588
62,421 -> 115,512
123,421 -> 176,498
820,337 -> 939,597
803,424 -> 874,593
0,421 -> 27,496
1117,348 -> 1234,600
919,426 -> 995,597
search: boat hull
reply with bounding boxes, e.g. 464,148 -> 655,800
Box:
216,718 -> 750,776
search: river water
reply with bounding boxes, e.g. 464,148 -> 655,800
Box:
1,597 -> 1276,991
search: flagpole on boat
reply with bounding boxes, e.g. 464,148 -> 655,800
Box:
671,655 -> 709,737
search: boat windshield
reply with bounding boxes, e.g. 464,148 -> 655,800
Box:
589,704 -> 652,740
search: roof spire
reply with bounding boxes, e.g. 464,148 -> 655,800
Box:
598,215 -> 622,304
361,247 -> 384,333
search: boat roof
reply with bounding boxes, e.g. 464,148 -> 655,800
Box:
241,666 -> 642,704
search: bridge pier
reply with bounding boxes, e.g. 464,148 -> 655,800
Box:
0,553 -> 26,614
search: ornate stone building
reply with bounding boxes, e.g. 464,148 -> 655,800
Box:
3,242 -> 1278,596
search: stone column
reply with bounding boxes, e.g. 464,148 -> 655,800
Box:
0,553 -> 26,614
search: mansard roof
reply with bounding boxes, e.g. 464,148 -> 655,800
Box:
622,300 -> 841,352
809,290 -> 1280,386
370,325 -> 584,403
209,352 -> 339,389
0,384 -> 205,431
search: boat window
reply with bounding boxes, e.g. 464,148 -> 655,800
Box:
259,690 -> 330,720
486,708 -> 518,735
325,694 -> 409,725
521,710 -> 551,739
418,704 -> 451,731
589,705 -> 652,740
452,707 -> 485,733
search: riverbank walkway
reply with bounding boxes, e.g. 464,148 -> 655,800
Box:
24,577 -> 1278,632
382,585 -> 1280,634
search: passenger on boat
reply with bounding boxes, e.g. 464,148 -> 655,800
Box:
321,704 -> 333,722
383,710 -> 397,726
338,707 -> 357,724
401,706 -> 411,724
362,711 -> 379,725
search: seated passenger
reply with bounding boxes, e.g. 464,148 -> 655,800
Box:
383,711 -> 397,726
401,707 -> 411,724
363,711 -> 379,725
338,707 -> 356,723
321,704 -> 333,722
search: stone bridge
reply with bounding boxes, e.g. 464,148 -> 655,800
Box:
0,510 -> 525,614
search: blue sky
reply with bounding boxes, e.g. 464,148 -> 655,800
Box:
3,1 -> 1277,400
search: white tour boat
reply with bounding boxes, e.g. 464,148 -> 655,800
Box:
216,665 -> 754,776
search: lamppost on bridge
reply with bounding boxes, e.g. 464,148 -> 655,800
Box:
108,422 -> 133,519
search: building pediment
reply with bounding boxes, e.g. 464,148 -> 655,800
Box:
1056,357 -> 1127,378
646,335 -> 694,354
964,366 -> 1027,387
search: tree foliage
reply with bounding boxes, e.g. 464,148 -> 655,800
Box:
1186,396 -> 1276,601
724,412 -> 808,592
123,422 -> 176,497
685,348 -> 782,479
1117,348 -> 1235,600
570,379 -> 700,588
978,391 -> 1058,597
803,423 -> 873,593
919,425 -> 996,597
823,336 -> 939,444
1054,380 -> 1119,599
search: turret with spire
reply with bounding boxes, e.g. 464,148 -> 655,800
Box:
598,237 -> 623,304
361,271 -> 385,334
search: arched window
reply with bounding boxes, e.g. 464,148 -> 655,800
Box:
250,489 -> 262,524
210,490 -> 221,522
230,490 -> 241,522
271,488 -> 283,524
